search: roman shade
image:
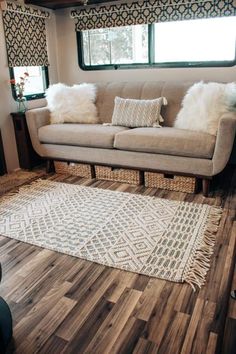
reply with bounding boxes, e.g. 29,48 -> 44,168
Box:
1,1 -> 50,67
71,0 -> 236,31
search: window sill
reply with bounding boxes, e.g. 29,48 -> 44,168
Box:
13,93 -> 46,101
79,60 -> 236,71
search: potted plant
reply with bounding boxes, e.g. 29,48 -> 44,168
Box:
10,72 -> 29,113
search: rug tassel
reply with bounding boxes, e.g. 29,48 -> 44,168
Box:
0,178 -> 44,205
0,190 -> 19,200
185,207 -> 222,291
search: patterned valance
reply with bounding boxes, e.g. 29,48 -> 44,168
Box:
71,0 -> 236,31
1,1 -> 50,67
1,1 -> 50,18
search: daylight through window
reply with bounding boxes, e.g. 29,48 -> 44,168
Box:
82,25 -> 148,66
78,17 -> 236,69
11,66 -> 49,100
154,17 -> 236,63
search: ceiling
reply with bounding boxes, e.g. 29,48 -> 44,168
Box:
25,0 -> 118,10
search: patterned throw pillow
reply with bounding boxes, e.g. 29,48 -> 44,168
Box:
111,96 -> 168,128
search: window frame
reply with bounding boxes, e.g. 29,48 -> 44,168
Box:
77,25 -> 152,71
77,22 -> 236,71
9,66 -> 49,101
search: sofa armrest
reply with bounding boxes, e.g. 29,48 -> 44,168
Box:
212,112 -> 236,175
26,107 -> 50,157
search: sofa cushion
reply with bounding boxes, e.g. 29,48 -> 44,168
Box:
111,96 -> 167,127
38,124 -> 129,149
46,83 -> 98,124
95,81 -> 193,127
174,82 -> 236,135
114,127 -> 216,159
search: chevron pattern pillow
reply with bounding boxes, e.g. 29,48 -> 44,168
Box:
111,96 -> 168,128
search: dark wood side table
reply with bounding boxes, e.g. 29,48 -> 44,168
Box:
11,112 -> 43,170
0,130 -> 7,176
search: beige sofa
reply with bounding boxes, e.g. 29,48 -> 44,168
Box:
26,81 -> 236,196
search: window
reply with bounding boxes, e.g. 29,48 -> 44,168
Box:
78,17 -> 236,70
81,25 -> 148,67
10,66 -> 49,100
154,18 -> 236,64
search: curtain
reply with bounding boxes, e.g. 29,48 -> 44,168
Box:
71,0 -> 236,31
1,1 -> 50,67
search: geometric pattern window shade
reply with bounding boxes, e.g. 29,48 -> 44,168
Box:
71,0 -> 236,31
1,1 -> 50,67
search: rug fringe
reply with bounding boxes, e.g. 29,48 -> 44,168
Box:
0,178 -> 44,204
185,207 -> 222,291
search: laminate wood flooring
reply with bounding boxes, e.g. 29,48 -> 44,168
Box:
0,167 -> 235,354
222,263 -> 236,354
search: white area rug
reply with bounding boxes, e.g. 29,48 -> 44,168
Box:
0,179 -> 222,289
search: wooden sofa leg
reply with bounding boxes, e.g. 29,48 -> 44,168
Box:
202,178 -> 210,197
139,171 -> 145,186
90,165 -> 96,179
46,160 -> 55,173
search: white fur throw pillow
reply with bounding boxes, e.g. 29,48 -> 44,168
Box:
46,83 -> 98,124
174,82 -> 236,135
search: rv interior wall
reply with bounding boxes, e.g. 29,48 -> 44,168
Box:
56,9 -> 236,84
0,7 -> 58,172
0,6 -> 235,171
55,8 -> 236,163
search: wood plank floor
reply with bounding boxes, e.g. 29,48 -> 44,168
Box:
0,166 -> 235,354
223,263 -> 236,354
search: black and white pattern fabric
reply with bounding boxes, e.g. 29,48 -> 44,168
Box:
1,1 -> 50,67
111,96 -> 167,128
71,0 -> 236,31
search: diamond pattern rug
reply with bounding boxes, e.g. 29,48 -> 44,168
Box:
0,179 -> 222,289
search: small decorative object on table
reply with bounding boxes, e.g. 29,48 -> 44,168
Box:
16,97 -> 27,113
10,72 -> 29,113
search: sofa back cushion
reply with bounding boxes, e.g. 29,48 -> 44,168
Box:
95,81 -> 194,127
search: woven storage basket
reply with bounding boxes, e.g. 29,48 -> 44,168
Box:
145,172 -> 196,193
54,162 -> 91,178
95,166 -> 140,185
